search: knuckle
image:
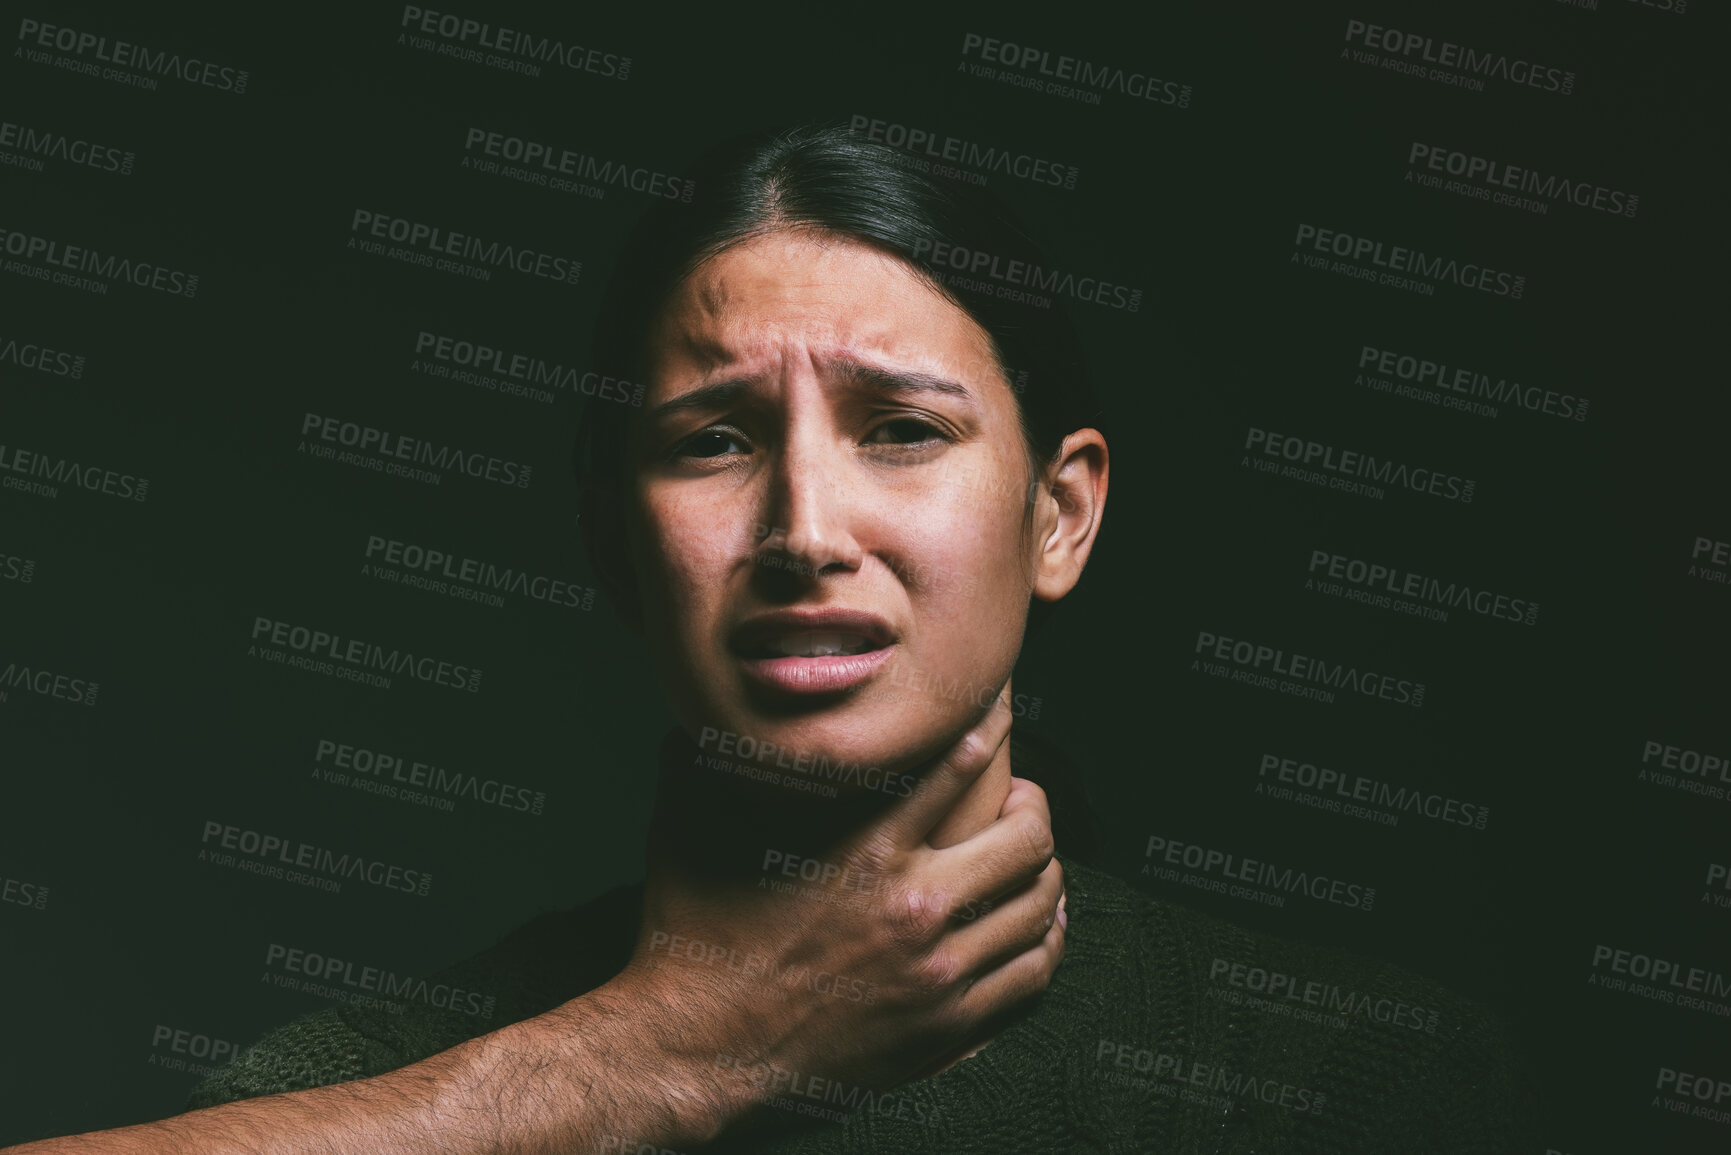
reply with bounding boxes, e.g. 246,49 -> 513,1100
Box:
947,730 -> 993,774
1016,813 -> 1055,865
886,886 -> 949,947
911,948 -> 963,994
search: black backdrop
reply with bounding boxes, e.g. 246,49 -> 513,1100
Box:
2,2 -> 1727,1151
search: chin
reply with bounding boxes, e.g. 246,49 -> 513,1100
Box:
703,683 -> 979,778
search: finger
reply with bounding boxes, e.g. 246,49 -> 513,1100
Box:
944,909 -> 1067,1049
944,856 -> 1063,978
870,688 -> 1014,851
920,778 -> 1055,911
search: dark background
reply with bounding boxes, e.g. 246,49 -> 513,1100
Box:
2,1 -> 1726,1150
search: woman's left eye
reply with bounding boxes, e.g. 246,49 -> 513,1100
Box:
864,417 -> 946,446
674,428 -> 747,458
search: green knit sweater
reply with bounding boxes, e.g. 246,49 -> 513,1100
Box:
187,855 -> 1536,1152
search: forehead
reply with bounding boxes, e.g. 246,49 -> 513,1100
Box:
647,230 -> 1004,385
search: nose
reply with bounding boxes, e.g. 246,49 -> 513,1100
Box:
757,432 -> 863,578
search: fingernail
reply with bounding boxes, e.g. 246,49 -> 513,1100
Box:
1057,905 -> 1068,930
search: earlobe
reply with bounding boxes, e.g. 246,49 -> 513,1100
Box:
1031,429 -> 1109,604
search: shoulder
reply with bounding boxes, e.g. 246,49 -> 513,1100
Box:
186,881 -> 642,1110
1056,855 -> 1539,1152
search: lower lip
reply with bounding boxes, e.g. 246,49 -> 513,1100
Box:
736,645 -> 894,695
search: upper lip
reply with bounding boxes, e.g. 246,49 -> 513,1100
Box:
730,609 -> 897,656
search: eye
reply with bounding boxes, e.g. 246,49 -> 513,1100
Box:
672,427 -> 749,459
863,417 -> 948,447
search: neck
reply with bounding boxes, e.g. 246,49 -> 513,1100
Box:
656,686 -> 1020,868
654,687 -> 1024,1076
922,713 -> 1015,849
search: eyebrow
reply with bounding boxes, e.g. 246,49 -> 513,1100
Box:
647,378 -> 753,422
831,358 -> 978,407
647,358 -> 978,422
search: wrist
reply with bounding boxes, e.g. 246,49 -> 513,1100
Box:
419,974 -> 733,1154
582,968 -> 745,1149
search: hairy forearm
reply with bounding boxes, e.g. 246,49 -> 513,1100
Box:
8,979 -> 737,1155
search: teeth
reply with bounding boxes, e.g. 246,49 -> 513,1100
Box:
764,631 -> 875,658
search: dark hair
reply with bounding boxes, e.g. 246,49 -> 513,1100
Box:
573,122 -> 1103,637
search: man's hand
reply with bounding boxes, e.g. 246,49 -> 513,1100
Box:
4,695 -> 1062,1155
615,690 -> 1067,1141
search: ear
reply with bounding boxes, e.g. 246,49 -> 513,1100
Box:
579,482 -> 644,634
1030,428 -> 1108,603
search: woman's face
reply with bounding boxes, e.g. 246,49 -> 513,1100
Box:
623,229 -> 1054,781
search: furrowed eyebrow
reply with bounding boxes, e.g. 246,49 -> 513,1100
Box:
831,359 -> 979,408
646,357 -> 978,422
647,378 -> 754,422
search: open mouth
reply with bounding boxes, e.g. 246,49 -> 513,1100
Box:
744,631 -> 883,659
730,611 -> 898,695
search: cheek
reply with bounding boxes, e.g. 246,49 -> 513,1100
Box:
636,491 -> 745,643
894,467 -> 1030,611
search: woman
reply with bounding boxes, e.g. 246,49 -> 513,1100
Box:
17,126 -> 1533,1153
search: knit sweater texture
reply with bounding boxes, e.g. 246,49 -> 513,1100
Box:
187,855 -> 1537,1152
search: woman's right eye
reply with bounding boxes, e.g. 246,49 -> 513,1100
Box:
674,428 -> 747,458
